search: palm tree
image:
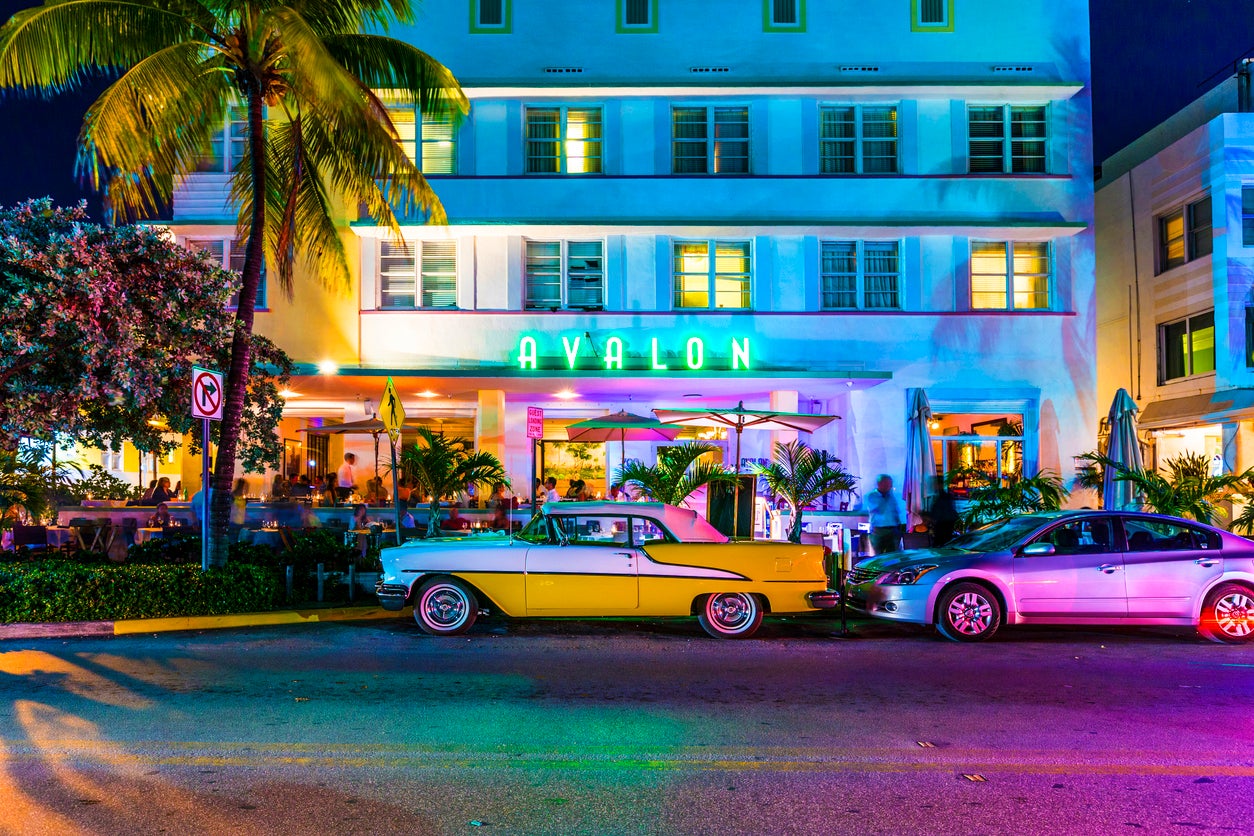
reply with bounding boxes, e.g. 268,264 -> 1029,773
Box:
0,445 -> 78,529
398,427 -> 508,539
750,440 -> 856,542
0,0 -> 467,565
614,442 -> 735,508
1095,451 -> 1253,526
951,468 -> 1069,530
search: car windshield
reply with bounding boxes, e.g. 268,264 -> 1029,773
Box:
946,516 -> 1048,552
516,514 -> 551,544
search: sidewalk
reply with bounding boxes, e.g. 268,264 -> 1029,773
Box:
0,604 -> 412,641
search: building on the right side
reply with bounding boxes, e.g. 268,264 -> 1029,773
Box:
1096,61 -> 1254,473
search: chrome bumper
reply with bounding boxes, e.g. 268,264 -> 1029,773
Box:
376,581 -> 409,611
806,589 -> 842,609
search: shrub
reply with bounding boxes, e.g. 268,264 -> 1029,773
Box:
0,559 -> 282,623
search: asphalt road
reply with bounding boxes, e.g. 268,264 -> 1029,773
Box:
1,614 -> 1252,835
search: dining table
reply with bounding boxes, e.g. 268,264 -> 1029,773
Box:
72,521 -> 116,554
134,527 -> 166,545
43,527 -> 78,550
242,528 -> 285,549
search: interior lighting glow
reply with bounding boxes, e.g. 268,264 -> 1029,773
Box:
278,388 -> 301,399
416,390 -> 441,399
554,389 -> 580,400
317,360 -> 338,375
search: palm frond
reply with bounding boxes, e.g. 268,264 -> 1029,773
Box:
323,34 -> 467,120
614,442 -> 731,507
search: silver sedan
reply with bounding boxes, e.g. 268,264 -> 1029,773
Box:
846,511 -> 1254,643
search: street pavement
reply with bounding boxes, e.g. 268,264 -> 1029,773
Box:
0,614 -> 1251,835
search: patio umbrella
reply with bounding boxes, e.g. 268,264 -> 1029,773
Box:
1103,388 -> 1143,511
653,401 -> 839,537
903,388 -> 937,528
565,410 -> 682,462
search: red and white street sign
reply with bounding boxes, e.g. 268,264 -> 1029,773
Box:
191,366 -> 225,421
526,406 -> 544,440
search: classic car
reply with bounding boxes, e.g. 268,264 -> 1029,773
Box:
846,510 -> 1254,643
377,500 -> 839,639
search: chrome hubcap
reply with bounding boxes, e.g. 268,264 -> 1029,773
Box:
424,587 -> 468,628
1214,592 -> 1254,638
710,594 -> 753,630
947,592 -> 993,635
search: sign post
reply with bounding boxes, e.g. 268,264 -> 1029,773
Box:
526,407 -> 544,507
191,366 -> 225,572
381,377 -> 406,544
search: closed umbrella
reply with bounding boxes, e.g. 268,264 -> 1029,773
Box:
565,410 -> 682,461
653,401 -> 838,537
903,388 -> 937,529
1103,388 -> 1143,511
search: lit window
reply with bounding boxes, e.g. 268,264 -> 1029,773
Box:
820,241 -> 900,309
525,241 -> 604,310
820,105 -> 898,174
672,107 -> 750,175
929,413 -> 1026,494
1159,311 -> 1215,382
673,240 -> 751,309
387,105 -> 456,174
970,241 -> 1050,310
379,240 -> 457,309
1156,195 -> 1211,273
968,105 -> 1046,174
186,237 -> 267,310
525,107 -> 603,174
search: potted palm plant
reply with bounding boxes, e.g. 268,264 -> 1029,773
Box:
750,441 -> 857,543
1095,451 -> 1254,527
614,442 -> 735,507
398,427 -> 509,538
950,468 -> 1069,531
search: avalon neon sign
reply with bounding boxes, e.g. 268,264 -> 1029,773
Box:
516,334 -> 751,371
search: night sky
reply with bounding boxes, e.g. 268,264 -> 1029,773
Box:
0,0 -> 1249,220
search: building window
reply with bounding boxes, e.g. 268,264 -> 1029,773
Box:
525,241 -> 604,310
194,105 -> 248,173
617,0 -> 657,31
968,105 -> 1046,174
471,0 -> 511,32
1243,187 -> 1254,246
970,241 -> 1050,310
186,237 -> 267,310
525,107 -> 603,174
820,241 -> 901,309
1156,195 -> 1212,273
673,240 -> 751,309
1245,306 -> 1254,368
912,0 -> 953,30
764,0 -> 804,31
379,240 -> 457,309
388,106 -> 457,174
819,105 -> 898,174
1159,311 -> 1215,382
672,107 -> 750,175
931,413 -> 1025,494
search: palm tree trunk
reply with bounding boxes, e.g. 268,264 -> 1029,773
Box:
427,498 -> 441,539
786,505 -> 803,543
209,87 -> 266,568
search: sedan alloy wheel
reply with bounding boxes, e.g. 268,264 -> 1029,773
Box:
936,583 -> 1002,642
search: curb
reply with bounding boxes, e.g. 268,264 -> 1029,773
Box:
0,605 -> 413,641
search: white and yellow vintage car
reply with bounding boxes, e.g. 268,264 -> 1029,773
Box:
377,501 -> 839,639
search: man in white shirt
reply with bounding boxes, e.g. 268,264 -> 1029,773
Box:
542,477 -> 561,504
863,473 -> 906,555
336,453 -> 357,502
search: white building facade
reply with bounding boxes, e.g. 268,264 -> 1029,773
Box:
170,0 -> 1098,508
1096,66 -> 1254,473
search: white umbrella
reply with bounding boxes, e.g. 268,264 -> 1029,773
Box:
903,388 -> 937,528
1103,388 -> 1143,511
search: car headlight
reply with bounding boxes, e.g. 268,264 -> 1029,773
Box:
877,565 -> 939,586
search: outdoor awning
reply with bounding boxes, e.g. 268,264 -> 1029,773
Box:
1137,389 -> 1254,430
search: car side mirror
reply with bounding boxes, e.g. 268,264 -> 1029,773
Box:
1020,542 -> 1055,557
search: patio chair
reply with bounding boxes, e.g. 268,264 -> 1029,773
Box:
12,524 -> 49,551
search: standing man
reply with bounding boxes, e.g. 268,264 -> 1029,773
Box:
336,452 -> 358,503
864,473 -> 906,555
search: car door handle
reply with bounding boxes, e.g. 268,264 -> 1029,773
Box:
1098,564 -> 1121,574
614,552 -> 635,559
1195,558 -> 1220,568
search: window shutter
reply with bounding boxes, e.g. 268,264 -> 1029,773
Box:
525,241 -> 562,309
566,242 -> 604,309
525,109 -> 561,174
863,242 -> 900,309
228,239 -> 266,308
420,241 -> 457,308
672,108 -> 709,174
712,107 -> 750,174
420,112 -> 455,174
920,0 -> 945,24
968,107 -> 1007,173
380,240 -> 417,308
772,0 -> 798,25
820,241 -> 857,308
970,242 -> 1009,309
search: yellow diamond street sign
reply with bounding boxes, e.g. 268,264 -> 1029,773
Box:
381,377 -> 406,441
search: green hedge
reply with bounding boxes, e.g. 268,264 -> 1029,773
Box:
0,560 -> 283,624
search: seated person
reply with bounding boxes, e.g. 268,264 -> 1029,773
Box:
352,503 -> 371,529
440,506 -> 472,531
148,503 -> 172,528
